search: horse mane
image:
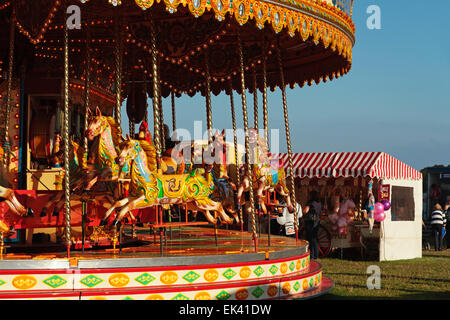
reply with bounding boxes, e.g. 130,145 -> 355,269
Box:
105,116 -> 122,147
137,139 -> 157,172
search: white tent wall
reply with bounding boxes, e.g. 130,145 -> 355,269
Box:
379,178 -> 423,261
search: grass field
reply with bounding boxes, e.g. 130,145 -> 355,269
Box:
318,250 -> 450,300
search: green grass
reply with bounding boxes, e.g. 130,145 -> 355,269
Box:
317,250 -> 450,300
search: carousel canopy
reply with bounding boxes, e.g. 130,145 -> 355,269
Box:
273,152 -> 423,181
0,0 -> 355,99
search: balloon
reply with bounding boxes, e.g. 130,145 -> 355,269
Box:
374,210 -> 386,222
374,202 -> 385,215
382,200 -> 391,211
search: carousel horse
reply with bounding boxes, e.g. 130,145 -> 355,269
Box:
101,136 -> 236,226
0,144 -> 27,217
84,107 -> 124,189
40,108 -> 123,217
204,130 -> 238,222
236,129 -> 293,215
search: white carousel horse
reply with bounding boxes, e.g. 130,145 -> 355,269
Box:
236,129 -> 293,216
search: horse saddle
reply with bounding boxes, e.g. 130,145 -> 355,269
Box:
157,173 -> 189,198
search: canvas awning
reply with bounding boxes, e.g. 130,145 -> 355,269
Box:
271,152 -> 422,180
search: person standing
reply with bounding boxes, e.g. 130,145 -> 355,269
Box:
444,197 -> 450,249
430,204 -> 445,251
276,199 -> 302,238
303,191 -> 322,260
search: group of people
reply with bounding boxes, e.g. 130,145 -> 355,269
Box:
429,196 -> 450,251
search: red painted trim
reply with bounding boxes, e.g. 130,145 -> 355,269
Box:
0,291 -> 79,299
77,252 -> 309,274
0,288 -> 75,295
0,269 -> 74,276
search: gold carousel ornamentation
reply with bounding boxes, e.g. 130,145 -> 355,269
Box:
252,1 -> 269,29
73,0 -> 354,62
211,0 -> 230,21
135,0 -> 155,11
188,0 -> 208,18
163,0 -> 181,13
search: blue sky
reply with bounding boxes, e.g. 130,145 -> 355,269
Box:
122,0 -> 450,171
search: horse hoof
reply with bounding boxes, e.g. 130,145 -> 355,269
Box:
39,209 -> 47,217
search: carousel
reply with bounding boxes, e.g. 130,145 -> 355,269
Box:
0,0 -> 354,300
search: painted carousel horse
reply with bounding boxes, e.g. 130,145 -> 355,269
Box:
236,129 -> 293,215
84,107 -> 124,190
0,144 -> 27,217
101,136 -> 237,226
39,108 -> 123,217
203,130 -> 238,222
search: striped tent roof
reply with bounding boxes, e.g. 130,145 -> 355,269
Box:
270,152 -> 422,180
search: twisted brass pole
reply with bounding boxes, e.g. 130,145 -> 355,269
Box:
83,26 -> 91,168
262,44 -> 269,150
253,72 -> 258,130
150,17 -> 161,163
158,76 -> 165,152
204,50 -> 213,144
3,7 -> 15,166
229,79 -> 242,228
238,34 -> 258,251
144,72 -> 148,124
129,119 -> 134,138
171,91 -> 176,132
129,75 -> 135,138
114,12 -> 122,128
156,51 -> 164,151
276,45 -> 298,239
63,6 -> 71,255
229,80 -> 239,187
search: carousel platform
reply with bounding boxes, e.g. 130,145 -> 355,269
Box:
0,226 -> 333,300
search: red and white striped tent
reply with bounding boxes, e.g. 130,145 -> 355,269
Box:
271,152 -> 422,181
